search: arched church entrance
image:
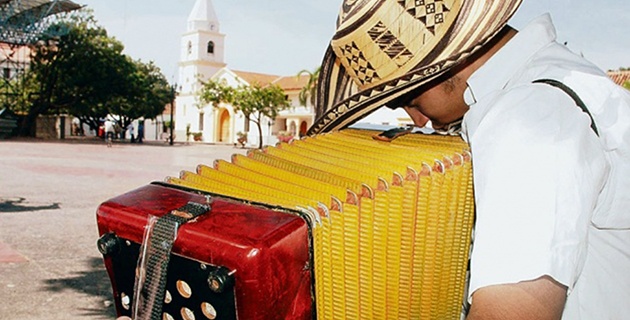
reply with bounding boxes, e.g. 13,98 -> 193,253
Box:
218,109 -> 231,142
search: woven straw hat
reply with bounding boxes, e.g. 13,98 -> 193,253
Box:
308,0 -> 522,134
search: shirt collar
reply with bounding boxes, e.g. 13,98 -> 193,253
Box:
464,14 -> 558,106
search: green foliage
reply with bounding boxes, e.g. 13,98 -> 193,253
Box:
13,9 -> 172,136
200,78 -> 289,148
236,131 -> 247,148
297,67 -> 320,108
109,59 -> 173,130
163,120 -> 173,131
248,83 -> 288,148
200,78 -> 234,108
25,10 -> 126,133
0,71 -> 38,113
232,83 -> 289,122
234,83 -> 290,149
624,81 -> 630,91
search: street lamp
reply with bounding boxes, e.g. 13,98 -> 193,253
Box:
169,83 -> 176,146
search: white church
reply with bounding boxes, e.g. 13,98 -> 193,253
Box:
173,0 -> 410,146
173,0 -> 318,146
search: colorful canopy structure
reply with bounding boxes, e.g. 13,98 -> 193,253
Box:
0,0 -> 82,44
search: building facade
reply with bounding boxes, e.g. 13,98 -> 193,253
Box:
174,0 -> 315,146
0,42 -> 30,83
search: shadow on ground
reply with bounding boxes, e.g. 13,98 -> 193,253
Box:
0,197 -> 60,212
43,257 -> 116,318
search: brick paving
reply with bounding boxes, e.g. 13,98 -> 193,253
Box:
0,138 -> 248,319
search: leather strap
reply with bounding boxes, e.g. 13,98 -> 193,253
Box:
533,79 -> 599,136
133,201 -> 211,320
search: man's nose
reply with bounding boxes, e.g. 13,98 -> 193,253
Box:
402,106 -> 430,127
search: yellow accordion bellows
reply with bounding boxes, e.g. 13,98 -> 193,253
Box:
166,129 -> 474,320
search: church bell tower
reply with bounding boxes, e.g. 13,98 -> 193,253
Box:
175,0 -> 226,141
178,0 -> 226,93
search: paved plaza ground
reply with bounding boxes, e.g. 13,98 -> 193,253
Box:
0,138 -> 248,319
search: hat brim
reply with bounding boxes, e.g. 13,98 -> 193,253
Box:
308,0 -> 522,135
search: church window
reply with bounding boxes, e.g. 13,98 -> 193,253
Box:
187,41 -> 192,55
207,41 -> 215,54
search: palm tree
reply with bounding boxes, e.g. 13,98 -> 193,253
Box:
297,67 -> 320,108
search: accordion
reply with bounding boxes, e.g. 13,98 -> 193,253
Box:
97,128 -> 474,320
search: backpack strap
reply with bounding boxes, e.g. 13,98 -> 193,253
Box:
533,79 -> 599,136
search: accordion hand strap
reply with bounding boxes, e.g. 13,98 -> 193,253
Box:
132,202 -> 211,320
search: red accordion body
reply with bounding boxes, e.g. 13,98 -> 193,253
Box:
97,183 -> 312,320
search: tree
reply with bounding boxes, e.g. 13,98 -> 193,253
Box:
199,78 -> 234,108
19,9 -> 173,137
199,78 -> 235,142
0,69 -> 38,114
297,67 -> 320,108
199,78 -> 290,149
108,59 -> 172,135
233,83 -> 290,149
23,10 -> 128,135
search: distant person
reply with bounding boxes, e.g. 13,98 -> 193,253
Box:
137,121 -> 144,144
104,119 -> 115,147
127,123 -> 135,143
114,122 -> 123,140
72,122 -> 80,136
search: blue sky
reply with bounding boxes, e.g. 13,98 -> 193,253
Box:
77,0 -> 630,83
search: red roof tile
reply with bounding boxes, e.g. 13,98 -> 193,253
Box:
232,70 -> 281,86
272,75 -> 309,91
607,70 -> 630,87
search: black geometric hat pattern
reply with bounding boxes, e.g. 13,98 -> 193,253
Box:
335,0 -> 457,91
309,0 -> 523,134
398,0 -> 453,35
339,42 -> 381,87
309,54 -> 447,134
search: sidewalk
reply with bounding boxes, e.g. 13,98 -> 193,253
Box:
0,139 -> 249,319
